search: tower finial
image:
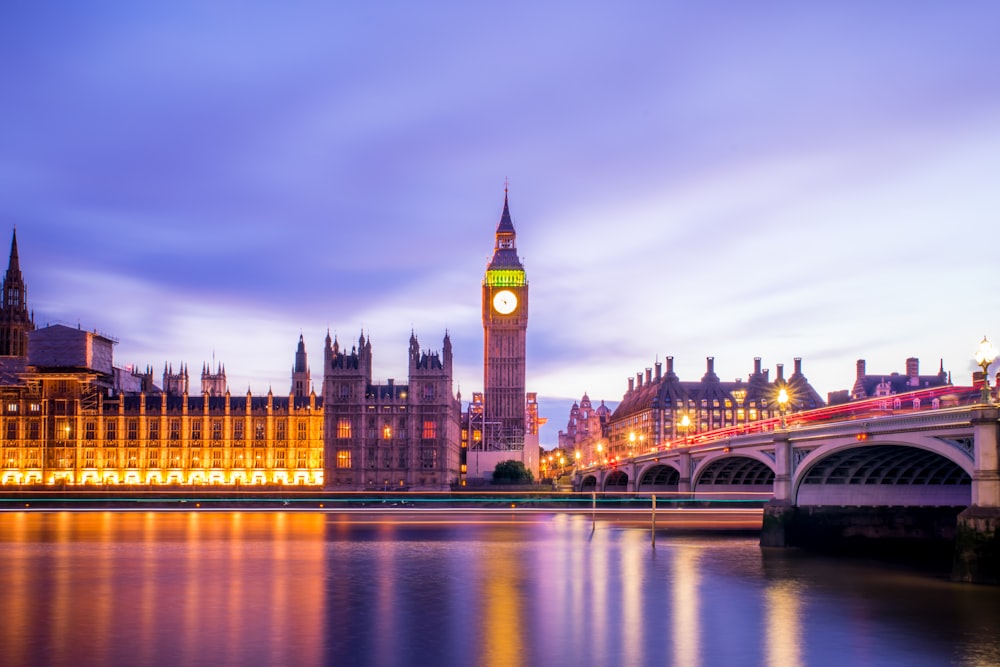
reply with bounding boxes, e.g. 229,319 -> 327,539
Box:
504,177 -> 509,196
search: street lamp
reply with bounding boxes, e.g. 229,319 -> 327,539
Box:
679,414 -> 691,445
777,387 -> 789,428
975,336 -> 997,404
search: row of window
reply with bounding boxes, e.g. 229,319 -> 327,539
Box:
2,418 -> 316,442
335,418 -> 439,440
4,402 -> 42,414
332,448 -> 440,470
3,447 -> 319,469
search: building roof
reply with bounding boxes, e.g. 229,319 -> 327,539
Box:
610,356 -> 825,422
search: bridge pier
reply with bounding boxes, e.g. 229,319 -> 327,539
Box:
953,407 -> 1000,583
761,503 -> 962,567
677,450 -> 692,494
760,501 -> 794,547
772,432 -> 792,503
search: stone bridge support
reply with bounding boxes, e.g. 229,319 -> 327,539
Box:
677,450 -> 692,494
772,433 -> 792,503
760,432 -> 795,547
954,407 -> 1000,584
626,461 -> 638,493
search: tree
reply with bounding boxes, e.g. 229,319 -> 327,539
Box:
492,459 -> 534,484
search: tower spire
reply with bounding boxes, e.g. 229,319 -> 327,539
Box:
0,228 -> 34,357
8,228 -> 21,276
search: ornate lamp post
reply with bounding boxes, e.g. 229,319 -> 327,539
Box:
679,414 -> 691,445
777,387 -> 790,428
975,336 -> 997,404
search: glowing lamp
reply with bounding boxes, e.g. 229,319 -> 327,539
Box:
975,336 -> 997,404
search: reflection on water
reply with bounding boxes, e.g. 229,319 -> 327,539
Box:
766,582 -> 803,667
673,545 -> 700,667
1,510 -> 999,667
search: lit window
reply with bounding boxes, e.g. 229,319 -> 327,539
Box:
382,424 -> 392,440
337,418 -> 351,439
422,420 -> 436,439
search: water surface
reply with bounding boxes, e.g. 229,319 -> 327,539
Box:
1,510 -> 997,667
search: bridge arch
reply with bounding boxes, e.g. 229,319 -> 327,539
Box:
636,463 -> 680,492
693,452 -> 775,486
604,469 -> 628,492
580,474 -> 598,492
692,453 -> 775,495
793,438 -> 973,506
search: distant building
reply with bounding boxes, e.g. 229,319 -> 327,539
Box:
557,393 -> 611,467
848,358 -> 950,400
603,356 -> 825,462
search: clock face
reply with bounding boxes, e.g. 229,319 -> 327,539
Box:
492,289 -> 518,315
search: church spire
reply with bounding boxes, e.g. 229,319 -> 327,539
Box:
0,229 -> 34,357
7,228 -> 21,276
2,229 -> 26,311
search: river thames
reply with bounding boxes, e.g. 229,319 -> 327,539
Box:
1,509 -> 998,667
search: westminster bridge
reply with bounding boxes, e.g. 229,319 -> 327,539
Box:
573,398 -> 1000,582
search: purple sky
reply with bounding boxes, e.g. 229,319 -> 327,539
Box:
3,3 -> 999,445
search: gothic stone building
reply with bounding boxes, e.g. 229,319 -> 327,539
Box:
0,230 -> 465,488
322,330 -> 461,490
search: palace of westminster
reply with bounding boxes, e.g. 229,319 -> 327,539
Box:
0,196 -> 958,489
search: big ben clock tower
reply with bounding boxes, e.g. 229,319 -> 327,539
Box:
482,189 -> 528,452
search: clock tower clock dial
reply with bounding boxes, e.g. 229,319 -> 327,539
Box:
481,190 -> 528,452
492,289 -> 517,315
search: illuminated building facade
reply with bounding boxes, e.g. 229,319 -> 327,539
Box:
322,330 -> 462,490
603,356 -> 826,462
1,323 -> 324,486
0,204 -> 502,490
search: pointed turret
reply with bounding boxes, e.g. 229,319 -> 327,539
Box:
292,333 -> 311,398
443,330 -> 453,374
0,229 -> 35,357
